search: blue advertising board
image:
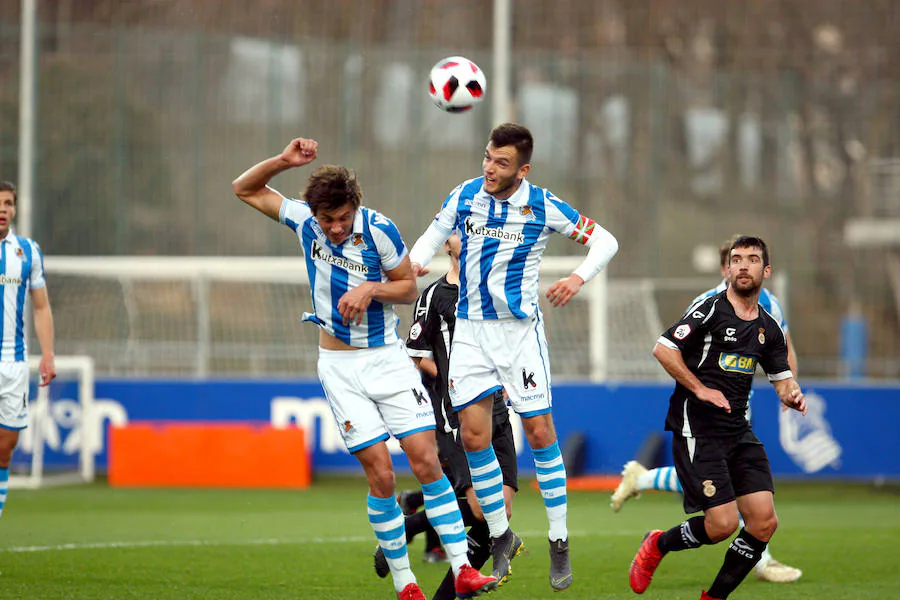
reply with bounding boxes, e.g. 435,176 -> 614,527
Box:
19,379 -> 900,480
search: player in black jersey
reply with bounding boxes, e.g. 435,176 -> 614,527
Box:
374,234 -> 519,600
629,236 -> 806,600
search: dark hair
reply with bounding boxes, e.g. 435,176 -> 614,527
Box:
489,123 -> 534,167
303,165 -> 362,214
729,235 -> 770,267
0,181 -> 16,203
718,234 -> 744,268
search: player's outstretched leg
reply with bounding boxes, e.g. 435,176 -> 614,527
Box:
534,442 -> 572,590
368,494 -> 418,595
611,462 -> 683,512
466,446 -> 524,585
421,476 -> 497,598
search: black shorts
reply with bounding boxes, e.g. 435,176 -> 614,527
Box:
437,416 -> 519,496
672,429 -> 774,514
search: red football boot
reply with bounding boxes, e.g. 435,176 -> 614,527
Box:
629,530 -> 665,594
397,582 -> 426,600
455,564 -> 499,598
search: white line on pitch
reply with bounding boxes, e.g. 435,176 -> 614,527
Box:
0,529 -> 643,554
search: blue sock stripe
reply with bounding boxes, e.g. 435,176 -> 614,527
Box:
537,477 -> 567,490
532,442 -> 561,462
544,494 -> 567,508
654,468 -> 662,490
440,531 -> 468,545
424,490 -> 458,508
466,447 -> 497,469
383,546 -> 409,560
375,523 -> 407,541
478,481 -> 504,498
421,477 -> 452,496
471,468 -> 502,483
427,512 -> 463,528
535,464 -> 565,476
367,494 -> 400,512
368,508 -> 401,524
481,499 -> 505,514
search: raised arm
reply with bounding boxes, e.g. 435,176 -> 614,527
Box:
30,286 -> 56,386
231,137 -> 318,221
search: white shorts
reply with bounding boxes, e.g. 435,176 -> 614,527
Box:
317,340 -> 435,453
0,361 -> 30,431
449,312 -> 552,417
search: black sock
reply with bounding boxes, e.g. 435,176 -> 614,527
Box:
405,511 -> 430,543
707,528 -> 768,599
425,526 -> 441,551
405,490 -> 425,511
657,515 -> 713,553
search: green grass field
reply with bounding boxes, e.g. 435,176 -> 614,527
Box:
1,476 -> 897,599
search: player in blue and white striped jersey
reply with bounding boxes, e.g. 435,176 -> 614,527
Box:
611,235 -> 802,584
232,138 -> 497,600
409,123 -> 619,591
0,181 -> 57,522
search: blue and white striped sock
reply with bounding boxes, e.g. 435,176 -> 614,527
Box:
422,475 -> 469,576
638,466 -> 683,493
0,467 -> 8,519
367,494 -> 415,592
533,442 -> 568,542
466,447 -> 508,538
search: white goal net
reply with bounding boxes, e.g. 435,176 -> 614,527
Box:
41,256 -> 692,380
8,355 -> 96,489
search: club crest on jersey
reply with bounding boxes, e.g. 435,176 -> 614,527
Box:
343,420 -> 354,433
15,248 -> 23,257
519,206 -> 536,221
351,233 -> 368,250
674,324 -> 691,340
758,327 -> 766,344
702,479 -> 716,497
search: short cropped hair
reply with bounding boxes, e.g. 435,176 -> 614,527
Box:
0,181 -> 16,203
718,234 -> 743,268
489,123 -> 534,167
729,235 -> 770,267
303,165 -> 362,214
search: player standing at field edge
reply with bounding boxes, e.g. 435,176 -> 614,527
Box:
0,181 -> 57,522
611,235 -> 802,583
231,139 -> 497,600
409,123 -> 619,591
629,236 -> 806,600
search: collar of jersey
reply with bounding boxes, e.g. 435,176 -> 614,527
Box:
477,177 -> 531,207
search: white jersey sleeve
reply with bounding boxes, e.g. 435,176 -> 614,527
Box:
27,240 -> 46,290
279,196 -> 314,233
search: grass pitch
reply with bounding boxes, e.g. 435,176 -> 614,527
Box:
1,476 -> 897,599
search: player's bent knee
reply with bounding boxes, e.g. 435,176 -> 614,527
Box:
705,513 -> 740,542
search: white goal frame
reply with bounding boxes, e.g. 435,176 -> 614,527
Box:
8,355 -> 96,489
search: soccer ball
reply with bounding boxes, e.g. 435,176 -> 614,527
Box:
428,56 -> 486,113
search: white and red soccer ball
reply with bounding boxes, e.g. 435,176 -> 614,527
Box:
428,56 -> 486,113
